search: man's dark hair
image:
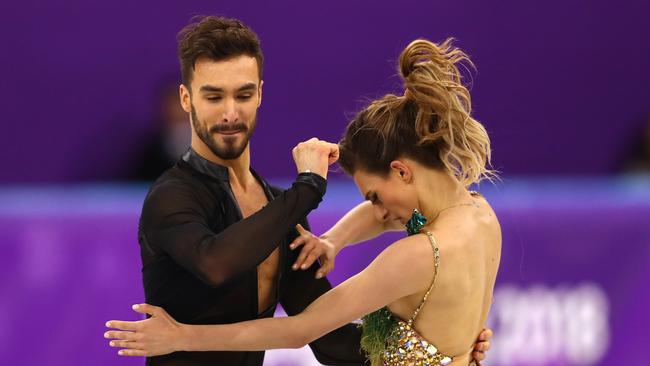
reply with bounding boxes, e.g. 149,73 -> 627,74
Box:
177,16 -> 264,88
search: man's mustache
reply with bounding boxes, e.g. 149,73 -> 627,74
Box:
210,123 -> 248,133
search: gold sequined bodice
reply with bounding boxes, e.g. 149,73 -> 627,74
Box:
380,232 -> 455,366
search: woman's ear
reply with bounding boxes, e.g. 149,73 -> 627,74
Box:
390,160 -> 412,183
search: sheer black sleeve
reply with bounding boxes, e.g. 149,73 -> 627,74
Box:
140,173 -> 326,287
280,221 -> 368,366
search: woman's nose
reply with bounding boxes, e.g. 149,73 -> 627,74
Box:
374,205 -> 389,222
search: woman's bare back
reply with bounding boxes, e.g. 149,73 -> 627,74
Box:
386,194 -> 501,361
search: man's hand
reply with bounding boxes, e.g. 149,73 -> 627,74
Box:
105,304 -> 187,357
290,224 -> 339,279
292,138 -> 339,179
472,328 -> 493,364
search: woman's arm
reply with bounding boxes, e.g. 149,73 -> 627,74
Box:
106,235 -> 432,356
323,200 -> 403,248
291,200 -> 403,276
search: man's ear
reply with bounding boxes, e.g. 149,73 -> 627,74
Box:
180,84 -> 191,113
257,80 -> 264,107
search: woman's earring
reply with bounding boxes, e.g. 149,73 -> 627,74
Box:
405,209 -> 427,236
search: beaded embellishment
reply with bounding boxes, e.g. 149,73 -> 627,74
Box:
381,319 -> 453,365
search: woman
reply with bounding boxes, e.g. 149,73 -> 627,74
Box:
105,38 -> 501,366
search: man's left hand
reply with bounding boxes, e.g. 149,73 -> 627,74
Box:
290,224 -> 338,279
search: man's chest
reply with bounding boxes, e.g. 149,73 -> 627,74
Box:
230,184 -> 282,308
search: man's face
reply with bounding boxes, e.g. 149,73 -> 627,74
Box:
180,55 -> 262,160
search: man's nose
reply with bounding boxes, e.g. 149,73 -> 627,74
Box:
222,98 -> 239,122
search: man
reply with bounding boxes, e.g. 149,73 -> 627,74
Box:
112,16 -> 492,365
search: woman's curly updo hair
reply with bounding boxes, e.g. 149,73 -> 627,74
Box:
338,38 -> 495,187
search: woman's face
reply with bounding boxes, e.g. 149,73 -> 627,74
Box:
353,168 -> 418,225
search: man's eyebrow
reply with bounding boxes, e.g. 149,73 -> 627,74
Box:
237,83 -> 257,91
198,83 -> 257,93
199,85 -> 223,93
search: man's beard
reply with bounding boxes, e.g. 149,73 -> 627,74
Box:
191,103 -> 256,160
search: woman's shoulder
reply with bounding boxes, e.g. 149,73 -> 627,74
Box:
383,230 -> 471,261
436,199 -> 500,245
378,235 -> 444,279
385,234 -> 436,258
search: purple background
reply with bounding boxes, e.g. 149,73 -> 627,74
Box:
1,1 -> 649,366
1,0 -> 649,182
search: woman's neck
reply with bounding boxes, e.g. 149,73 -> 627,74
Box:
414,168 -> 473,223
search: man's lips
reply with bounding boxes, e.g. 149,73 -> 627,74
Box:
214,130 -> 243,136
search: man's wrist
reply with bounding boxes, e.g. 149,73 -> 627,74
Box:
178,324 -> 196,352
321,233 -> 344,253
295,172 -> 327,198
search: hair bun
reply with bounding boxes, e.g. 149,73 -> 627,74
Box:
400,39 -> 435,79
339,37 -> 495,187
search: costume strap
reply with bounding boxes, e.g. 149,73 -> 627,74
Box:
408,231 -> 440,324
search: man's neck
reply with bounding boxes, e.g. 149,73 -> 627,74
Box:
191,142 -> 256,191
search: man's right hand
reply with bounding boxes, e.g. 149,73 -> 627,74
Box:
292,138 -> 339,179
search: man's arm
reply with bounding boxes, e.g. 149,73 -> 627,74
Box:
141,172 -> 326,287
141,138 -> 340,287
279,219 -> 367,365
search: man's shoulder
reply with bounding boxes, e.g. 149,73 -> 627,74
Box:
267,184 -> 284,197
147,165 -> 193,194
143,163 -> 220,206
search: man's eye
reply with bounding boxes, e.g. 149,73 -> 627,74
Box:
237,94 -> 252,100
206,96 -> 222,101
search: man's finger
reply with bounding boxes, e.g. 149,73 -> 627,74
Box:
479,328 -> 493,341
321,258 -> 334,275
472,350 -> 485,361
293,245 -> 313,270
289,235 -> 306,250
106,320 -> 141,332
301,252 -> 319,270
109,340 -> 140,349
295,224 -> 309,236
327,143 -> 339,164
315,259 -> 334,279
104,330 -> 138,341
132,303 -> 161,316
118,349 -> 147,357
478,341 -> 490,352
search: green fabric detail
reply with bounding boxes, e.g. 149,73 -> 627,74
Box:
360,307 -> 398,365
